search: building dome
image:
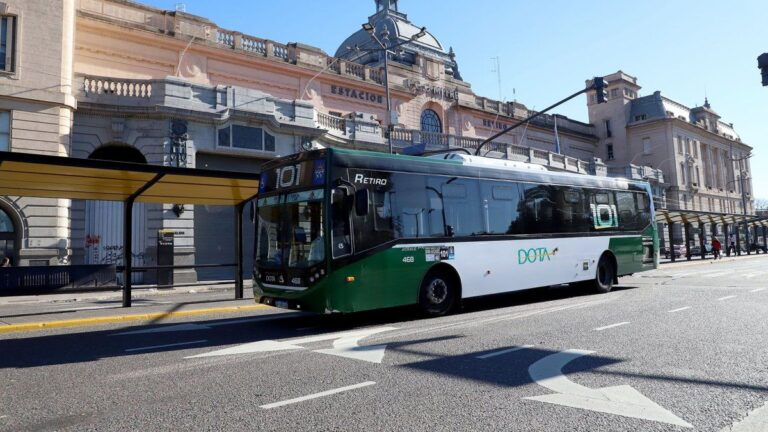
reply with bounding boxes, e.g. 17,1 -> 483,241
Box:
334,0 -> 462,79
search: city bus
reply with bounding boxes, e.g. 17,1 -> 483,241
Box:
253,148 -> 657,316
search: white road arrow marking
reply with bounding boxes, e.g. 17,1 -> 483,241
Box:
313,328 -> 397,364
524,349 -> 692,428
186,326 -> 398,363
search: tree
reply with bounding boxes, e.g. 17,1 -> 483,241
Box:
756,198 -> 768,212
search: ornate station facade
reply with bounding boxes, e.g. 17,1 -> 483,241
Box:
0,0 -> 705,283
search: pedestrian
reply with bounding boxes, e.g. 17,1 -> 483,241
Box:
728,233 -> 736,255
712,237 -> 721,260
0,257 -> 10,267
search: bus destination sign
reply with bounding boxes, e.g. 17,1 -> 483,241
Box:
260,159 -> 326,193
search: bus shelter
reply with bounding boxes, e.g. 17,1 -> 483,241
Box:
0,150 -> 260,307
656,209 -> 768,261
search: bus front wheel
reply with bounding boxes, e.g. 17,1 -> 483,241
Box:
419,271 -> 457,317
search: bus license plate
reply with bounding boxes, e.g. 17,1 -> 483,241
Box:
275,300 -> 289,309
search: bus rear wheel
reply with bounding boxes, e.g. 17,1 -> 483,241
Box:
419,271 -> 457,317
576,254 -> 615,294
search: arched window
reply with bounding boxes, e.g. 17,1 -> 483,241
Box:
0,207 -> 17,266
420,109 -> 442,134
89,144 -> 147,164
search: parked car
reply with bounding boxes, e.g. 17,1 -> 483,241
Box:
663,244 -> 684,259
689,244 -> 713,256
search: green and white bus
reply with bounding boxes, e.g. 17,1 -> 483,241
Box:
254,148 -> 657,316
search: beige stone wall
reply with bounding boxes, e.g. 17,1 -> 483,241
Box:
0,0 -> 76,265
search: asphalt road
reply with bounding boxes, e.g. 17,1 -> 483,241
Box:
2,257 -> 768,431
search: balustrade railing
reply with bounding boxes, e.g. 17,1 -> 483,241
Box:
242,36 -> 267,55
345,62 -> 365,80
217,30 -> 234,48
369,68 -> 384,85
272,44 -> 289,61
328,57 -> 341,74
83,77 -> 152,98
532,149 -> 549,161
317,112 -> 346,132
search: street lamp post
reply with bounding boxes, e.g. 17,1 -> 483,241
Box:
725,164 -> 752,255
357,24 -> 427,154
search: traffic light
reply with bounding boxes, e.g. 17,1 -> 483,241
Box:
593,77 -> 609,103
758,53 -> 768,87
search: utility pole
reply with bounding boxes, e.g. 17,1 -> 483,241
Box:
359,23 -> 427,154
475,77 -> 609,156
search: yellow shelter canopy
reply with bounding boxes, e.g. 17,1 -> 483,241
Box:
0,151 -> 260,206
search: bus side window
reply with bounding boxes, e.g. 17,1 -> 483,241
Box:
616,192 -> 637,231
635,192 -> 651,227
590,191 -> 618,230
520,184 -> 556,233
390,173 -> 428,239
331,190 -> 352,258
442,180 -> 482,236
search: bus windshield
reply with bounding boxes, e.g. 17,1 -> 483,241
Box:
256,189 -> 325,269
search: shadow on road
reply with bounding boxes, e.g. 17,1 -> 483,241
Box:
0,283 -> 637,370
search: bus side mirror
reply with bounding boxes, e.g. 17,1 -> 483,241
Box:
332,188 -> 347,205
355,189 -> 370,216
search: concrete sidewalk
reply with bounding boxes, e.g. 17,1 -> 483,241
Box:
0,281 -> 280,334
659,251 -> 768,267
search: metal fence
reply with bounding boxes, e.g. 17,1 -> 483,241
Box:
0,265 -> 117,294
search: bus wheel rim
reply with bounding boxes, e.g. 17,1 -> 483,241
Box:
427,279 -> 448,304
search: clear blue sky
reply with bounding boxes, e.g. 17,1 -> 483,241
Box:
144,0 -> 768,203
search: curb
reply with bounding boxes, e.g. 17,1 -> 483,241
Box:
0,304 -> 272,335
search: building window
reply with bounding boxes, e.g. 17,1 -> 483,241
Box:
0,207 -> 16,266
0,111 -> 8,151
634,114 -> 647,121
606,144 -> 614,160
0,15 -> 16,73
604,119 -> 612,138
217,124 -> 276,152
642,137 -> 651,155
677,136 -> 683,154
611,88 -> 619,98
692,140 -> 698,158
680,162 -> 686,185
420,109 -> 442,133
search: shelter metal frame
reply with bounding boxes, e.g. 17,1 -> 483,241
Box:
656,209 -> 768,261
0,151 -> 261,307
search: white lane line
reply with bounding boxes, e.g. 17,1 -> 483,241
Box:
594,322 -> 630,331
717,295 -> 737,301
668,306 -> 691,313
477,344 -> 534,360
125,340 -> 207,352
744,272 -> 763,279
259,381 -> 376,409
750,288 -> 766,293
703,271 -> 732,278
